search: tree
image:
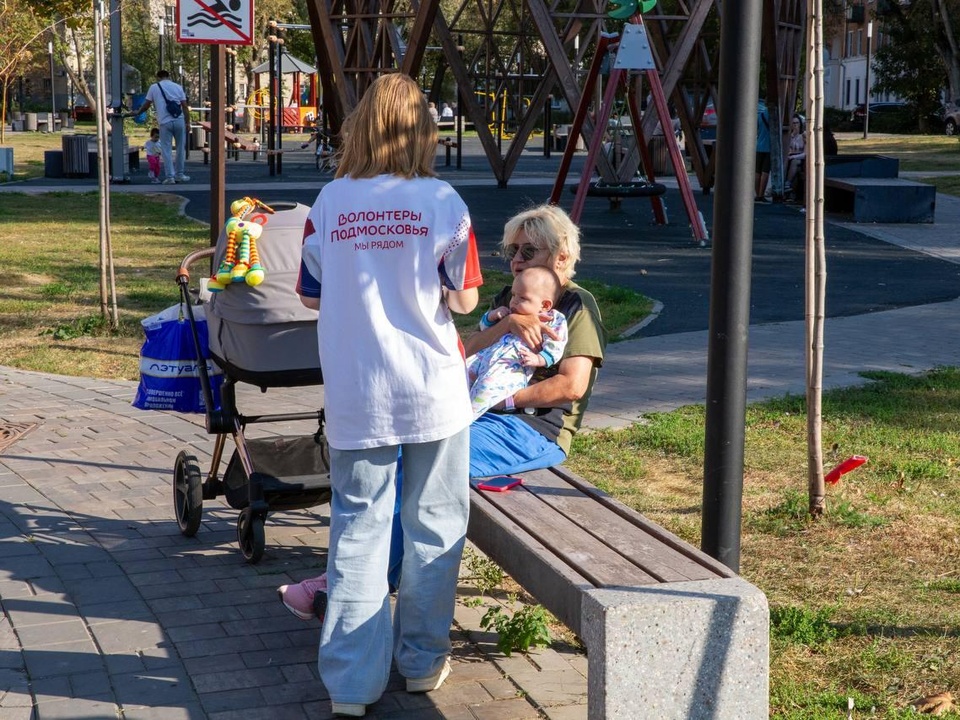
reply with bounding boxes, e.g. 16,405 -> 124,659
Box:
873,0 -> 956,128
0,0 -> 44,143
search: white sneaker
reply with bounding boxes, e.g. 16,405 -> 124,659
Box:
331,702 -> 366,717
175,174 -> 191,183
151,178 -> 161,184
162,177 -> 177,185
406,659 -> 451,693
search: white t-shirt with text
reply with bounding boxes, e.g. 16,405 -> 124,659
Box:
299,174 -> 483,450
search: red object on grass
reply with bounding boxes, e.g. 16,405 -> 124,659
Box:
824,455 -> 868,485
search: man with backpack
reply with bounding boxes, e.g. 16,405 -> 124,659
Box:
134,70 -> 191,184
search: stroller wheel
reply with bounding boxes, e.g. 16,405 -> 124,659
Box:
237,507 -> 265,564
173,451 -> 203,537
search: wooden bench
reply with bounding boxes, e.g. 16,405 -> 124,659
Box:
467,465 -> 769,719
198,121 -> 262,162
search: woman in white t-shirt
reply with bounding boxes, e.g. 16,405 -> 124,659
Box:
296,73 -> 482,718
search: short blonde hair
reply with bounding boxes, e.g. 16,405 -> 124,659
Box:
336,74 -> 438,180
502,204 -> 581,279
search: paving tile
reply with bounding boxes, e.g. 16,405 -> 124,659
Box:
190,666 -> 285,694
541,704 -> 587,720
88,619 -> 169,654
60,575 -> 140,608
110,666 -> 198,706
14,619 -> 91,647
120,703 -> 208,720
0,666 -> 30,696
34,695 -> 119,719
199,686 -> 264,713
468,697 -> 542,720
21,641 -> 105,679
81,598 -> 155,625
4,597 -> 81,627
208,703 -> 309,720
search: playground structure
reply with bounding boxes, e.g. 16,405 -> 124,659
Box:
301,0 -> 805,198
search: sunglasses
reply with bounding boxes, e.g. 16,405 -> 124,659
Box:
504,244 -> 543,261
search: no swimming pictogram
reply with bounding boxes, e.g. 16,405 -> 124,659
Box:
176,0 -> 254,45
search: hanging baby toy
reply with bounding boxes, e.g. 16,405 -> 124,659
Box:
208,197 -> 275,291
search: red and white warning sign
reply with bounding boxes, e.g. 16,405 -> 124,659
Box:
176,0 -> 254,45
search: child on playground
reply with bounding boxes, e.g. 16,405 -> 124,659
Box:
467,266 -> 568,419
144,128 -> 162,183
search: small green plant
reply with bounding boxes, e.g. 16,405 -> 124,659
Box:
925,578 -> 960,593
480,597 -> 552,656
770,605 -> 839,647
41,314 -> 109,340
830,500 -> 887,529
747,487 -> 810,535
462,547 -> 505,595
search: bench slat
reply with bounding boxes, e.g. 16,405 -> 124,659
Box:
520,468 -> 726,582
469,491 -> 594,635
550,465 -> 735,578
475,481 -> 662,588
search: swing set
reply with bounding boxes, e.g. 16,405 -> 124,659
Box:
550,6 -> 709,247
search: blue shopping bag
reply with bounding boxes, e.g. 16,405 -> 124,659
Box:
133,304 -> 223,413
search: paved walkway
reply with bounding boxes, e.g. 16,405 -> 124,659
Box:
2,147 -> 959,718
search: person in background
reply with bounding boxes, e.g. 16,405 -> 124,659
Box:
134,70 -> 191,185
428,101 -> 440,124
441,102 -> 454,119
144,127 -> 163,184
295,73 -> 482,718
785,113 -> 806,199
755,97 -> 771,202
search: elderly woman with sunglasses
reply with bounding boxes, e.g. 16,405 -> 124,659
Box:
463,204 -> 608,476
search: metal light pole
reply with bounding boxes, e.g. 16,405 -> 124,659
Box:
48,41 -> 57,131
863,20 -> 872,139
159,18 -> 165,68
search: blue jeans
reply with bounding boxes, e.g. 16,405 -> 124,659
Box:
384,412 -> 565,588
159,116 -> 186,179
318,428 -> 470,706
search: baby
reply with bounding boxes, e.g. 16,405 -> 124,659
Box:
144,128 -> 162,183
466,266 -> 568,419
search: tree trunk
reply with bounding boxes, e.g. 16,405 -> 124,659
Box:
805,0 -> 827,518
933,0 -> 960,102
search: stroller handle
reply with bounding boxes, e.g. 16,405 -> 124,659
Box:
177,247 -> 216,285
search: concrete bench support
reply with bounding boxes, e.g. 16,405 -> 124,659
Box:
825,177 -> 936,223
583,578 -> 769,719
468,465 -> 769,719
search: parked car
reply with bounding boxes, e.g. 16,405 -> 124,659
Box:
849,101 -> 907,123
942,103 -> 960,135
700,99 -> 717,128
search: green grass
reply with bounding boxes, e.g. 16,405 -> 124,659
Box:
836,133 -> 960,172
0,192 -> 208,378
456,269 -> 653,340
567,368 -> 960,718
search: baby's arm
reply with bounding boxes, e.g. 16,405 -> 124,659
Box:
518,344 -> 547,367
479,305 -> 510,330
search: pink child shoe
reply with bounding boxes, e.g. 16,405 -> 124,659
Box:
277,574 -> 328,621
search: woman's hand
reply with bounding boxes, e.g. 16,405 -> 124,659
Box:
506,312 -> 558,352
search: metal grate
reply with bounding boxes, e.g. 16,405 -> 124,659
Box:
0,422 -> 38,454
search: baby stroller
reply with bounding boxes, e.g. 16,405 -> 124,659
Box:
173,200 -> 331,563
301,128 -> 337,172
